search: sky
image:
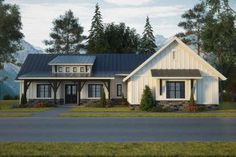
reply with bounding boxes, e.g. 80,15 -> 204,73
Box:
5,0 -> 236,49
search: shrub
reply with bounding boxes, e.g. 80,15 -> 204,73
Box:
20,94 -> 27,108
140,85 -> 155,111
100,87 -> 106,107
3,94 -> 13,100
121,93 -> 128,106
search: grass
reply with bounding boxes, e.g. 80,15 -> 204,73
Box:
0,142 -> 235,156
219,102 -> 236,110
0,100 -> 18,109
0,113 -> 32,117
70,106 -> 134,112
61,112 -> 236,117
0,108 -> 49,112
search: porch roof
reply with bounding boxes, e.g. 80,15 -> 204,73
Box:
151,69 -> 202,79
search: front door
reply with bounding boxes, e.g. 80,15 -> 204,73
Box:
65,84 -> 77,104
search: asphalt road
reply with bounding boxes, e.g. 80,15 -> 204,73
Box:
0,117 -> 236,142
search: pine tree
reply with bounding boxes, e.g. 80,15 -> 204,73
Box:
177,2 -> 206,55
44,10 -> 86,54
139,16 -> 157,53
140,85 -> 155,111
0,0 -> 23,69
87,3 -> 104,53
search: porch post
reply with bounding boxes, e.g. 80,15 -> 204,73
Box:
108,80 -> 110,100
49,80 -> 61,105
23,80 -> 31,98
77,81 -> 81,106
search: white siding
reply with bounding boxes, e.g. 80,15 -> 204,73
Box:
127,41 -> 219,105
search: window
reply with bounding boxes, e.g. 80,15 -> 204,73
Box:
66,67 -> 70,72
88,84 -> 102,98
173,50 -> 175,59
166,81 -> 185,99
117,84 -> 122,97
80,66 -> 85,72
73,67 -> 77,72
58,67 -> 63,72
37,84 -> 51,98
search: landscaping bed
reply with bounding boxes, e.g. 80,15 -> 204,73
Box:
0,142 -> 235,156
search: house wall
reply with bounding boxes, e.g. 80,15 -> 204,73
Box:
19,76 -> 127,103
127,41 -> 219,105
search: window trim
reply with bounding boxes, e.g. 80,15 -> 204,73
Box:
116,84 -> 122,97
36,84 -> 51,98
66,67 -> 70,73
80,66 -> 85,73
88,84 -> 103,98
73,67 -> 77,72
166,81 -> 185,99
58,66 -> 63,72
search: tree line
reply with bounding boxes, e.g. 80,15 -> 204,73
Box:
0,0 -> 235,90
44,4 -> 157,54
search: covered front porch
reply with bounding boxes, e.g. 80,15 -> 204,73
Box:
21,78 -> 113,105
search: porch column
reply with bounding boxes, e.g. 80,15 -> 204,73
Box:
103,80 -> 111,99
49,80 -> 61,105
77,81 -> 81,106
23,80 -> 31,99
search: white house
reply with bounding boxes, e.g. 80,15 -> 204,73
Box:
16,37 -> 226,106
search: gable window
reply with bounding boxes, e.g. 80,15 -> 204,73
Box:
58,67 -> 63,72
37,84 -> 51,98
88,84 -> 102,98
73,67 -> 77,72
117,84 -> 122,97
166,81 -> 185,99
80,66 -> 85,73
66,67 -> 70,73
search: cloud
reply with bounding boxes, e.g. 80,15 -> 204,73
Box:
104,0 -> 153,6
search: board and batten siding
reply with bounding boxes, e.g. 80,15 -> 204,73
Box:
126,41 -> 219,105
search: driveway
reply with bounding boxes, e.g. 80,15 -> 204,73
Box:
0,117 -> 235,142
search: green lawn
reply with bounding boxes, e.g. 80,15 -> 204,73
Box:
219,102 -> 236,111
0,100 -> 19,109
70,106 -> 134,112
0,142 -> 235,156
61,112 -> 236,117
0,108 -> 49,112
0,113 -> 32,117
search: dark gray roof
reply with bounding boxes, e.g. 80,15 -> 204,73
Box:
17,53 -> 152,79
151,69 -> 201,77
48,55 -> 96,65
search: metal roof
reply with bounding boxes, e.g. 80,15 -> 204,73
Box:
151,69 -> 201,78
17,53 -> 152,79
48,55 -> 96,65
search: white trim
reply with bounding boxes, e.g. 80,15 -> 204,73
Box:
18,77 -> 115,80
123,36 -> 227,82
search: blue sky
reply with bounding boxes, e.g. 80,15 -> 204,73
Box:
6,0 -> 236,48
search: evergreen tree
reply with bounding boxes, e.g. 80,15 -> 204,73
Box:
44,10 -> 86,54
139,16 -> 157,53
177,2 -> 206,55
103,22 -> 140,53
140,85 -> 155,111
87,3 -> 104,53
0,0 -> 23,69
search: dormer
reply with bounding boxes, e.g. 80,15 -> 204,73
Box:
48,55 -> 96,76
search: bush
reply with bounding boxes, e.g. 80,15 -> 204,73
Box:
121,93 -> 128,106
19,94 -> 27,108
140,85 -> 155,111
100,87 -> 106,107
3,95 -> 13,100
